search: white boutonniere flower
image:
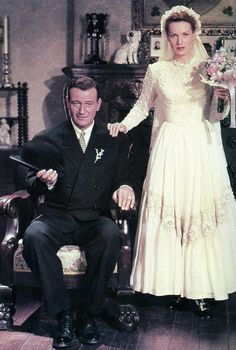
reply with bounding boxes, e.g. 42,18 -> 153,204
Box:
94,148 -> 104,164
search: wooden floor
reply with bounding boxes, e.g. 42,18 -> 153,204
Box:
0,288 -> 236,350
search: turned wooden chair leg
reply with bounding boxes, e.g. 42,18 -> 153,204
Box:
115,214 -> 139,332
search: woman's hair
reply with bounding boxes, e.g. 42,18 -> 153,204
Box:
165,11 -> 196,34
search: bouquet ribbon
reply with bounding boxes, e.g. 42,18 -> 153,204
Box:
228,82 -> 236,128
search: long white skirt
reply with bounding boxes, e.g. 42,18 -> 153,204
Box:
130,121 -> 236,300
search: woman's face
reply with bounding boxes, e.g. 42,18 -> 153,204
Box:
167,21 -> 195,61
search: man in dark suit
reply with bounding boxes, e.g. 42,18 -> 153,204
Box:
22,76 -> 135,348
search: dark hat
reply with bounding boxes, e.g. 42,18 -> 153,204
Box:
10,140 -> 60,171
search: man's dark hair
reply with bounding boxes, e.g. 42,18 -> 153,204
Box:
66,76 -> 100,100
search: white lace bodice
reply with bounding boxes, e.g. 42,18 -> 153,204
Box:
122,57 -> 229,146
153,58 -> 208,124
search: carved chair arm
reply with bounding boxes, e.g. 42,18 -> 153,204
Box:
0,190 -> 31,246
0,190 -> 34,288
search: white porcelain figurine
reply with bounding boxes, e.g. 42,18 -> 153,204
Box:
0,118 -> 11,147
114,30 -> 141,64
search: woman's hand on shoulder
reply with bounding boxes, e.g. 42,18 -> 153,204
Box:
107,122 -> 127,137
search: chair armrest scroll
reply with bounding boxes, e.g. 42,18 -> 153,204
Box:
0,190 -> 31,246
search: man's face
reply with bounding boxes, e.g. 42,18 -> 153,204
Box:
67,87 -> 101,130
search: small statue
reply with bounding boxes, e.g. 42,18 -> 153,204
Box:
0,118 -> 11,147
114,30 -> 141,64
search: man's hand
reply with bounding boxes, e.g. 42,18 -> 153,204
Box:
107,123 -> 127,137
36,169 -> 58,189
112,186 -> 135,211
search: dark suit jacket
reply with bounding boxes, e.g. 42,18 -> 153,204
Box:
25,120 -> 132,230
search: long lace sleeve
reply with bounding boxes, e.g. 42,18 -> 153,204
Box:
121,65 -> 157,131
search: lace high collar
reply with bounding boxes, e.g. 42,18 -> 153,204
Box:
173,56 -> 195,67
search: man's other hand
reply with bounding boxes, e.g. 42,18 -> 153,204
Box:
112,186 -> 135,211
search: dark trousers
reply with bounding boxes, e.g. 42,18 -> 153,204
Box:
22,214 -> 120,316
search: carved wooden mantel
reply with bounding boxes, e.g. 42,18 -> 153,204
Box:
62,64 -> 147,80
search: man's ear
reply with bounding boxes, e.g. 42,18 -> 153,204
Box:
65,96 -> 69,109
96,97 -> 102,112
65,96 -> 71,119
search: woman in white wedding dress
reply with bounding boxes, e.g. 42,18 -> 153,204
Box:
108,6 -> 236,318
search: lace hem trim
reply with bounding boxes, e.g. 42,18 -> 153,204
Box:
144,185 -> 233,242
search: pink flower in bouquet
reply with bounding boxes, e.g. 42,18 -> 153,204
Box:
212,52 -> 225,64
201,48 -> 236,87
206,64 -> 220,78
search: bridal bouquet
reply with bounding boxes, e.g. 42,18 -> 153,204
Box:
200,48 -> 236,127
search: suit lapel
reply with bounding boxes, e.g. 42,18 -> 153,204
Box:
61,122 -> 84,170
60,122 -> 109,186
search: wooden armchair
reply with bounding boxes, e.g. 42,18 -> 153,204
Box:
0,189 -> 139,332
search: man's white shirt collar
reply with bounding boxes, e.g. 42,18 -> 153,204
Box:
71,120 -> 94,146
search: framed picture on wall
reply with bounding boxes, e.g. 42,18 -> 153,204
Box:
132,0 -> 236,33
150,35 -> 161,58
200,35 -> 218,56
200,36 -> 218,48
223,38 -> 236,53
